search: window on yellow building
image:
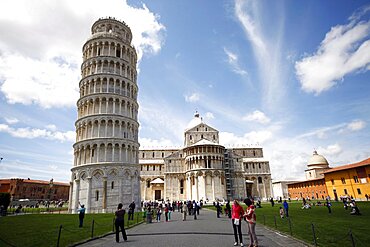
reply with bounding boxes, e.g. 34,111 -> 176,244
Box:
357,188 -> 362,194
353,176 -> 359,183
341,178 -> 346,184
344,189 -> 347,194
331,179 -> 334,185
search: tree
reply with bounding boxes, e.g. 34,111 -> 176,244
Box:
0,193 -> 11,209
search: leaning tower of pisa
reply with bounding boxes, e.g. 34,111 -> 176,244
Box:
69,17 -> 140,213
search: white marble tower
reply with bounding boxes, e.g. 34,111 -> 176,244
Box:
69,17 -> 140,213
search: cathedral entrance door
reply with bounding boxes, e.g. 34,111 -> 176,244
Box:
245,180 -> 253,197
155,190 -> 161,200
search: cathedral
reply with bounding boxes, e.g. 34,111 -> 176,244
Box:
139,112 -> 273,202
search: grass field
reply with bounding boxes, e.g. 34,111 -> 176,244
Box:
208,200 -> 370,247
0,211 -> 144,247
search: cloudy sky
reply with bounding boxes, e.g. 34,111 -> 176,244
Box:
1,0 -> 370,182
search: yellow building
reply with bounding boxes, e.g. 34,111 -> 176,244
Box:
324,157 -> 370,201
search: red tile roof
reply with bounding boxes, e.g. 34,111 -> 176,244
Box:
0,178 -> 69,186
287,178 -> 324,185
323,157 -> 370,174
23,179 -> 69,186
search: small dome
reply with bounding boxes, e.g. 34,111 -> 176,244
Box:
308,151 -> 329,167
185,111 -> 203,130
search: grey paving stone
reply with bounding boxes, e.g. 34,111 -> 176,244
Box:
76,209 -> 309,247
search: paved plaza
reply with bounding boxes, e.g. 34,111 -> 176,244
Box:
76,208 -> 308,247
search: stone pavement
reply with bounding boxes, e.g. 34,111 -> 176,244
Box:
76,209 -> 309,247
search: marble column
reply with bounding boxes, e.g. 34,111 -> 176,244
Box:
86,177 -> 92,213
68,181 -> 73,213
102,177 -> 107,213
74,179 -> 80,213
195,175 -> 199,201
212,175 -> 215,201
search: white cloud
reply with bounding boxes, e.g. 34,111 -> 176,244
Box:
0,123 -> 75,142
139,137 -> 176,148
0,0 -> 165,108
223,47 -> 247,75
347,120 -> 366,131
220,130 -> 272,146
234,0 -> 286,109
184,93 -> 200,103
297,123 -> 346,139
242,110 -> 271,124
46,124 -> 57,131
318,143 -> 343,156
48,164 -> 58,171
295,7 -> 370,94
4,117 -> 19,124
205,112 -> 215,120
138,101 -> 185,145
244,130 -> 273,144
0,54 -> 80,108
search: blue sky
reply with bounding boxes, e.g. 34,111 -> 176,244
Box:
0,0 -> 370,182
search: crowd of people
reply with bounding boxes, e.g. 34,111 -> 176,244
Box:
142,200 -> 203,223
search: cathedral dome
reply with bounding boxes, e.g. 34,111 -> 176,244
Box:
307,151 -> 329,168
185,111 -> 203,130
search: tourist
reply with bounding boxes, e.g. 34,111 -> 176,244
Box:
188,200 -> 192,215
225,200 -> 231,218
231,199 -> 244,246
156,206 -> 162,222
128,201 -> 135,220
77,203 -> 85,227
279,207 -> 284,218
350,200 -> 361,215
216,201 -> 221,218
114,203 -> 127,243
244,198 -> 258,247
164,204 -> 169,222
256,199 -> 262,208
193,200 -> 197,220
182,201 -> 187,221
169,204 -> 172,220
326,199 -> 332,213
283,200 -> 289,217
270,197 -> 275,207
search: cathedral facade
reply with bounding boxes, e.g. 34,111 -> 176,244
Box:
69,17 -> 141,213
139,112 -> 273,202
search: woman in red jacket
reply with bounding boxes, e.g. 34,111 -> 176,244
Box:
231,199 -> 244,246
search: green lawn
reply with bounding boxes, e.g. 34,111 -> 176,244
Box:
207,201 -> 370,247
0,211 -> 144,247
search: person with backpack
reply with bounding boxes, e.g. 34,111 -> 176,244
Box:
77,203 -> 85,228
